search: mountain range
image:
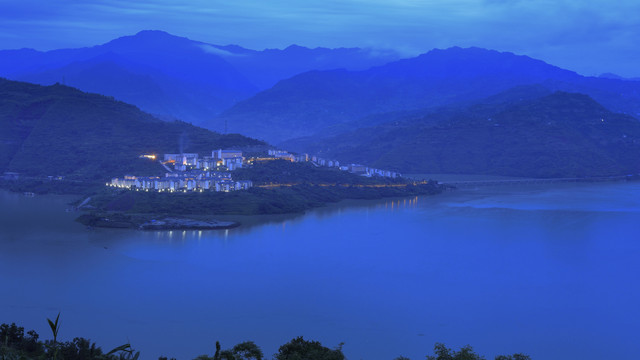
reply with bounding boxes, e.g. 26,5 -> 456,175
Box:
0,30 -> 400,124
216,47 -> 640,144
2,31 -> 640,179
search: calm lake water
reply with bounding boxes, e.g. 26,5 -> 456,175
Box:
1,182 -> 639,360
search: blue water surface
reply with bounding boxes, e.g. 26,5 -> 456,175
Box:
1,182 -> 639,360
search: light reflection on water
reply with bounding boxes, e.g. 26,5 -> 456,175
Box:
139,196 -> 423,244
1,183 -> 639,360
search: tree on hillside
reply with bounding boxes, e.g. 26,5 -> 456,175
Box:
275,336 -> 344,360
230,341 -> 263,360
426,343 -> 485,360
195,341 -> 263,360
425,343 -> 532,360
495,355 -> 531,360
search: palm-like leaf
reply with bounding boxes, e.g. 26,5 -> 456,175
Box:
46,313 -> 60,342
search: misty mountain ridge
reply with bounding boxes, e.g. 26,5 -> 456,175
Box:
216,46 -> 640,144
1,30 -> 257,123
202,41 -> 401,90
0,30 -> 401,124
3,30 -> 640,140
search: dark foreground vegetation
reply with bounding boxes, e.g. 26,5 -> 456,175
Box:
1,319 -> 530,360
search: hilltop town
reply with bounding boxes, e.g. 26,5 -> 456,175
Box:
108,149 -> 401,193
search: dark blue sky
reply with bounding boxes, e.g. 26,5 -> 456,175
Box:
1,0 -> 638,77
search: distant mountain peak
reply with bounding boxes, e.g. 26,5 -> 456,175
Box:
421,46 -> 523,60
283,44 -> 308,51
366,45 -> 579,82
133,29 -> 177,38
104,30 -> 194,49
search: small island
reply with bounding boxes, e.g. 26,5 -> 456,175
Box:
76,148 -> 444,230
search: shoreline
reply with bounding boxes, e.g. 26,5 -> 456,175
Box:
75,188 -> 445,231
76,213 -> 241,230
5,175 -> 638,232
76,195 -> 430,232
75,182 -> 446,231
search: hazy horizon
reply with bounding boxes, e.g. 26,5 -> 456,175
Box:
1,0 -> 639,78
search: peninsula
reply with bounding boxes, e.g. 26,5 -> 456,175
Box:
77,149 -> 443,230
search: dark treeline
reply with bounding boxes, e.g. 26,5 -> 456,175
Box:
2,321 -> 530,360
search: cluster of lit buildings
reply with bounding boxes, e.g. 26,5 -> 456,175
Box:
110,149 -> 253,192
164,149 -> 245,171
268,149 -> 401,178
109,147 -> 401,193
109,171 -> 253,193
267,149 -> 311,163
